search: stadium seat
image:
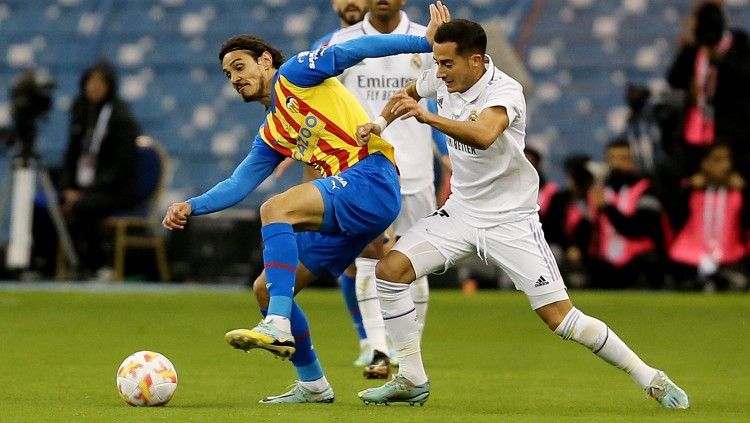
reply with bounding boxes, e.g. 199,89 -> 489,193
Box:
106,135 -> 171,282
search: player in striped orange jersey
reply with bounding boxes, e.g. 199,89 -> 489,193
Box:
162,0 -> 451,404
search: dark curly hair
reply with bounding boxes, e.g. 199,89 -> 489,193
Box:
219,35 -> 286,69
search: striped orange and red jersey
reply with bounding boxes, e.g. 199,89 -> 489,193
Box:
261,72 -> 394,177
187,34 -> 432,215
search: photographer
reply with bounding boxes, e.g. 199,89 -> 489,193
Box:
56,60 -> 140,278
666,1 -> 750,178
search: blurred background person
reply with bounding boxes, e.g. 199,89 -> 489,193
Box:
666,1 -> 750,179
666,143 -> 749,291
56,60 -> 140,279
542,154 -> 594,288
525,147 -> 558,220
621,84 -> 661,176
311,0 -> 368,49
588,139 -> 667,290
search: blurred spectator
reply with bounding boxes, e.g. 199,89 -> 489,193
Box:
311,0 -> 368,49
588,139 -> 667,289
666,1 -> 750,177
621,84 -> 661,175
57,60 -> 140,278
676,0 -> 725,49
542,155 -> 594,288
666,143 -> 749,291
525,147 -> 557,219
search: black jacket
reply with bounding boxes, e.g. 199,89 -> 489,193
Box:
60,61 -> 139,200
667,29 -> 750,154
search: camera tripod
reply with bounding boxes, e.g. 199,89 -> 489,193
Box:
0,153 -> 79,275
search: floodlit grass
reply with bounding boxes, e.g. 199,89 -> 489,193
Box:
0,286 -> 747,422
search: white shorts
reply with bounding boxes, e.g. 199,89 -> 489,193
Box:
392,202 -> 569,309
394,184 -> 437,237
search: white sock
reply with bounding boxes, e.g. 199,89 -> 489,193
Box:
555,307 -> 658,388
359,338 -> 371,353
355,258 -> 389,354
264,314 -> 291,334
299,376 -> 329,392
410,275 -> 429,336
376,278 -> 428,386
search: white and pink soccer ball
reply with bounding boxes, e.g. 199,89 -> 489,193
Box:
116,351 -> 178,406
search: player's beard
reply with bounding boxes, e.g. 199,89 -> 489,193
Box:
338,5 -> 365,26
239,76 -> 266,103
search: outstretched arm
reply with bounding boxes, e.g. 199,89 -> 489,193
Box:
282,1 -> 450,87
281,35 -> 432,87
162,135 -> 284,229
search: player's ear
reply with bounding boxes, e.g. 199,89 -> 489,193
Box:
259,51 -> 274,69
470,53 -> 483,68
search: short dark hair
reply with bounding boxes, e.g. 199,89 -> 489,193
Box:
434,19 -> 486,56
694,2 -> 725,46
606,138 -> 630,152
564,154 -> 594,190
219,35 -> 286,68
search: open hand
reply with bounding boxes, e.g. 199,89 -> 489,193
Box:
426,1 -> 451,46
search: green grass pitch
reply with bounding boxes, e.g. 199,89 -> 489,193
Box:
1,286 -> 748,422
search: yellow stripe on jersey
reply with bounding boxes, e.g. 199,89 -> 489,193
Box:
259,75 -> 396,177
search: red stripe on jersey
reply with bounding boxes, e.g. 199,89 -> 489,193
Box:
277,81 -> 360,147
270,114 -> 294,143
274,95 -> 302,135
317,138 -> 351,171
310,154 -> 333,176
358,147 -> 369,161
263,124 -> 293,156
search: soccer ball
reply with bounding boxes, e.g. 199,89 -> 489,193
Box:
116,351 -> 178,406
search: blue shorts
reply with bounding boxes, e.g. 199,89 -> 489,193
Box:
298,153 -> 401,278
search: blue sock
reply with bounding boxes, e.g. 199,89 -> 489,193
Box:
340,273 -> 366,340
289,301 -> 324,382
261,223 -> 297,318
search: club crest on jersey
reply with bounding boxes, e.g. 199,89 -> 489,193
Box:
468,110 -> 478,121
286,97 -> 300,114
437,97 -> 443,107
411,54 -> 422,69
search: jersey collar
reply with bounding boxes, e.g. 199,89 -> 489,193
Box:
457,55 -> 495,104
362,11 -> 410,35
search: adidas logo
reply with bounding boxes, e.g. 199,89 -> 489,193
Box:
534,276 -> 549,287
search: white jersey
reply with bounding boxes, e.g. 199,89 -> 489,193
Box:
415,55 -> 539,227
329,12 -> 436,194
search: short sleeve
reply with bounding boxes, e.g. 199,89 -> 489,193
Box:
415,68 -> 439,99
483,79 -> 525,124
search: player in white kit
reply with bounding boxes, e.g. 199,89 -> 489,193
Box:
355,17 -> 690,409
328,0 -> 446,378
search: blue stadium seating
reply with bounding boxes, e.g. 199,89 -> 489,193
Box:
0,0 -> 748,211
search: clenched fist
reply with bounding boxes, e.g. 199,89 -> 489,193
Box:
162,202 -> 192,230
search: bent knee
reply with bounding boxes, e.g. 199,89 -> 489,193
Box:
259,196 -> 287,224
375,251 -> 415,283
